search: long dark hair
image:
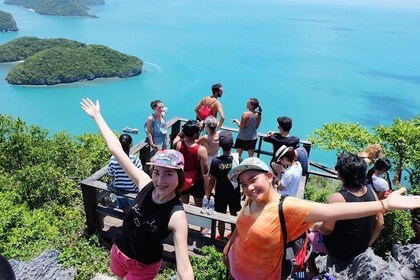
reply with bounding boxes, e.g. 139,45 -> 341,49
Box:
119,134 -> 133,156
366,158 -> 392,186
335,152 -> 367,189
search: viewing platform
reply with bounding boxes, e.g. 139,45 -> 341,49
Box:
79,117 -> 338,261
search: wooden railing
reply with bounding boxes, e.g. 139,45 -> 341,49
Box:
79,116 -> 336,239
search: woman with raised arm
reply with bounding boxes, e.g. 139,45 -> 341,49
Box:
222,156 -> 420,280
81,98 -> 193,280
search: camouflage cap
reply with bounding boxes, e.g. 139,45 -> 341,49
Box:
228,157 -> 270,183
146,149 -> 184,170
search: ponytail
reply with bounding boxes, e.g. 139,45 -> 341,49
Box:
119,134 -> 133,156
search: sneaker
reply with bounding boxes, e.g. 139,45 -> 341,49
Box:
402,261 -> 420,280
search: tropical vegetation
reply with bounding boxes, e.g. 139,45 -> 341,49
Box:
307,116 -> 419,257
0,37 -> 85,62
309,116 -> 420,190
4,0 -> 105,17
0,10 -> 18,32
0,37 -> 143,85
0,114 -> 110,279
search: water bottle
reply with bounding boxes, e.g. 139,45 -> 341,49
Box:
208,196 -> 215,215
201,196 -> 208,213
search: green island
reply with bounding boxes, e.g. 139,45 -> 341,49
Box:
0,37 -> 143,85
4,0 -> 105,17
0,37 -> 85,62
0,10 -> 18,31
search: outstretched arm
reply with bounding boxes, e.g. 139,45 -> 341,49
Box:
306,188 -> 420,223
80,98 -> 151,189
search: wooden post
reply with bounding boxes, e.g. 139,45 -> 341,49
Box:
256,135 -> 263,157
170,119 -> 181,149
80,183 -> 98,236
302,141 -> 312,157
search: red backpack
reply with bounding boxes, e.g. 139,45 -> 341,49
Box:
197,97 -> 216,121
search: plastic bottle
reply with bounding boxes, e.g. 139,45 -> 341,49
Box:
208,196 -> 215,215
201,196 -> 208,214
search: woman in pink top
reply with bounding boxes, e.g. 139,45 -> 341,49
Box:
224,157 -> 420,280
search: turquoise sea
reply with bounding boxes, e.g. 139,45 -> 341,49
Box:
0,0 -> 419,166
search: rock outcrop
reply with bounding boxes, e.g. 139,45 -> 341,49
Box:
315,244 -> 420,279
9,250 -> 76,280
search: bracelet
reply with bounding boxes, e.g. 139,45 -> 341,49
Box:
380,200 -> 388,213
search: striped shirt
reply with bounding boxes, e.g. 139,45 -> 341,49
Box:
108,155 -> 142,192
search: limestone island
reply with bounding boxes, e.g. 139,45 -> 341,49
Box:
0,10 -> 18,31
0,37 -> 143,85
4,0 -> 105,17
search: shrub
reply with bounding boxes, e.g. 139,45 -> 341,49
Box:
372,210 -> 415,257
190,246 -> 233,280
304,176 -> 340,203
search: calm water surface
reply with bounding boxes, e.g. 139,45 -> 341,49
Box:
0,0 -> 419,166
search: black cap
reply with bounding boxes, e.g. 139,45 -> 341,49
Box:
219,130 -> 233,146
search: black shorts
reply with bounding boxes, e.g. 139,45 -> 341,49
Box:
215,189 -> 242,215
181,179 -> 205,198
234,138 -> 257,150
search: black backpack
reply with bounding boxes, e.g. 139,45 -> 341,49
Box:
279,195 -> 310,280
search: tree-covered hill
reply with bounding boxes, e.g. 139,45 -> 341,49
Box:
6,44 -> 143,85
4,0 -> 105,17
0,37 -> 85,62
0,10 -> 18,32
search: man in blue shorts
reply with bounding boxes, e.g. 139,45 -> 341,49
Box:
208,130 -> 242,239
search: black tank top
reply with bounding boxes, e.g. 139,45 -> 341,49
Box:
115,182 -> 183,263
323,187 -> 376,261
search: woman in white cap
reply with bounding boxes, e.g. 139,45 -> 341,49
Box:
223,156 -> 420,280
81,98 -> 193,280
271,145 -> 302,197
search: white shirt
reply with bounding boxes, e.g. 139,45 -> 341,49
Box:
279,162 -> 302,197
370,174 -> 389,193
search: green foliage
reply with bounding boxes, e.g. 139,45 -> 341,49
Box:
0,10 -> 18,31
309,122 -> 379,154
4,0 -> 104,17
304,176 -> 341,203
5,42 -> 143,85
0,36 -> 85,62
309,116 -> 420,189
374,117 -> 420,190
190,246 -> 233,280
372,210 -> 415,257
0,114 -> 111,279
59,234 -> 110,280
155,266 -> 178,280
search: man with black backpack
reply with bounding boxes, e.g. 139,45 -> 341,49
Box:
194,83 -> 225,128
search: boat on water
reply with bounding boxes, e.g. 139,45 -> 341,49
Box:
122,127 -> 139,134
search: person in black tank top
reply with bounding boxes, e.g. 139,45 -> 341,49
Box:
81,98 -> 194,280
313,152 -> 384,272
